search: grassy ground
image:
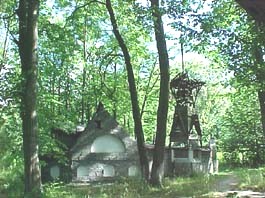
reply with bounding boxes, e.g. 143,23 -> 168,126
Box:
41,174 -> 233,198
1,167 -> 265,197
42,168 -> 265,198
234,167 -> 265,191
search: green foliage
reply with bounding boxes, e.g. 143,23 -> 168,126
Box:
235,167 -> 265,191
219,85 -> 264,166
0,108 -> 24,197
0,159 -> 24,197
0,60 -> 24,197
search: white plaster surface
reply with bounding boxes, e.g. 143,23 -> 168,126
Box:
128,165 -> 139,176
77,163 -> 115,178
103,164 -> 115,177
50,165 -> 60,179
91,135 -> 125,153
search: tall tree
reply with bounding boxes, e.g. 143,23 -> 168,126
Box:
17,0 -> 41,196
105,0 -> 150,179
150,0 -> 170,186
252,24 -> 265,138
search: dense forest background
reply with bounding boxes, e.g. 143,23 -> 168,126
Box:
1,0 -> 265,196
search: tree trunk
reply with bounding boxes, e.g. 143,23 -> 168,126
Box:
253,31 -> 265,138
81,16 -> 87,124
150,0 -> 170,186
258,91 -> 265,137
106,0 -> 150,179
81,67 -> 86,123
17,0 -> 41,196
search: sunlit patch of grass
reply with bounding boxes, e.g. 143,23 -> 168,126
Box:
42,174 -> 236,198
234,167 -> 265,192
43,178 -> 149,198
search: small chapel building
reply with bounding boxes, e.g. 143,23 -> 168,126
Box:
41,102 -> 215,183
41,103 -> 141,182
71,103 -> 141,182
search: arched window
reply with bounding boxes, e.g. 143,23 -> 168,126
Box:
91,135 -> 125,153
50,165 -> 60,179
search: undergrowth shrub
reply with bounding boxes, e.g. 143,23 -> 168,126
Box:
235,167 -> 265,191
0,154 -> 24,197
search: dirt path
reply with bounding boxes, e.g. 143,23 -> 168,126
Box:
214,174 -> 239,192
0,193 -> 7,198
211,173 -> 265,198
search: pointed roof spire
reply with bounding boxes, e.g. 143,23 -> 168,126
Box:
96,102 -> 104,113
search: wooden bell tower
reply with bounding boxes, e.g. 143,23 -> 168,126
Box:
169,72 -> 204,148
